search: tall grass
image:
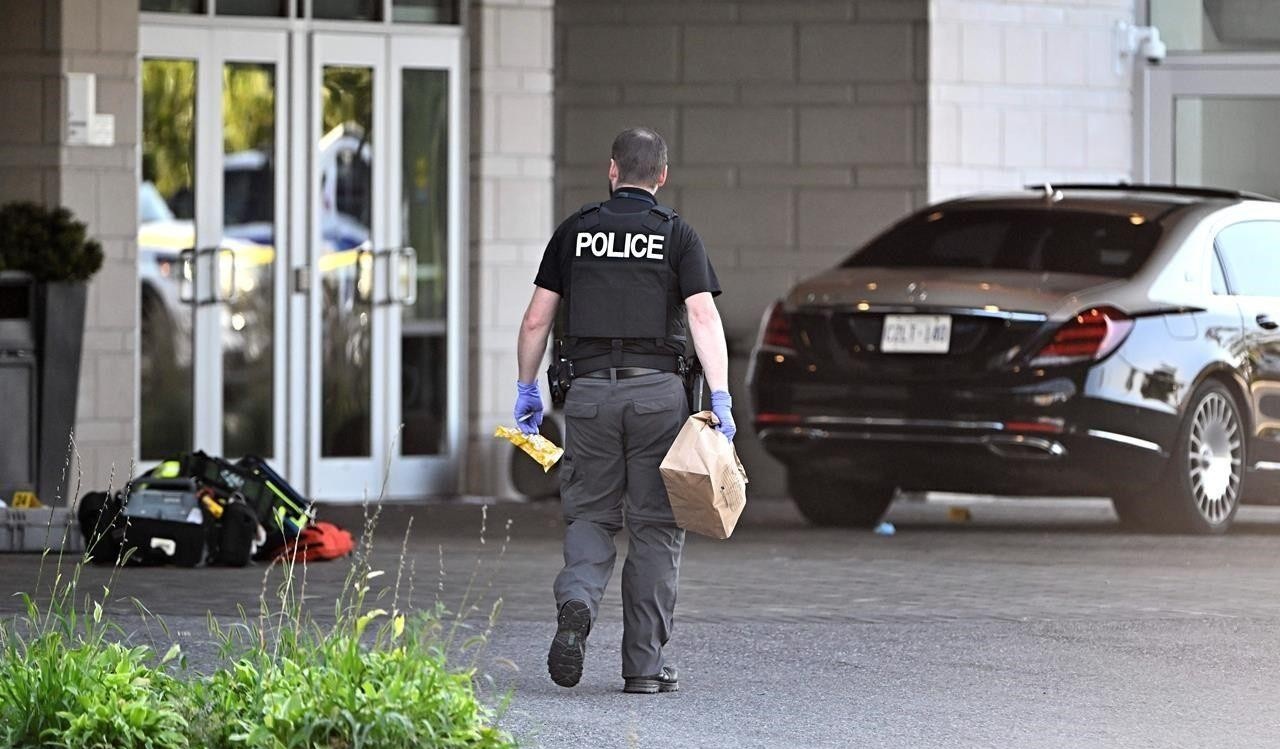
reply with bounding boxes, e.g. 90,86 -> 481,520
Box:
0,436 -> 517,749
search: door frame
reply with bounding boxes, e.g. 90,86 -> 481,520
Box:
140,17 -> 469,501
1140,56 -> 1280,184
138,25 -> 291,468
381,34 -> 467,499
306,32 -> 391,500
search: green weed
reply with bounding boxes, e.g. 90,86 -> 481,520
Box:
1,444 -> 517,749
0,571 -> 190,749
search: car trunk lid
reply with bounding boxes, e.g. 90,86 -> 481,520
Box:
782,268 -> 1121,379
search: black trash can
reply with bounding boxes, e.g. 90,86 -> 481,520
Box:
0,272 -> 37,502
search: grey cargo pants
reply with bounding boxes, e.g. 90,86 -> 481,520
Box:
553,371 -> 687,679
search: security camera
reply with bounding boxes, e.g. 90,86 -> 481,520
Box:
1115,21 -> 1166,70
1140,29 -> 1167,63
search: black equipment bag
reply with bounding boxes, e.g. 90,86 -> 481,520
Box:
176,451 -> 311,539
209,500 -> 257,567
120,478 -> 207,568
77,490 -> 124,564
235,455 -> 312,537
176,451 -> 273,524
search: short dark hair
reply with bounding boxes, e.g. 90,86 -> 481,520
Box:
611,127 -> 668,186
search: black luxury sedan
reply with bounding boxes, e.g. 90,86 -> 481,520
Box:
749,184 -> 1280,534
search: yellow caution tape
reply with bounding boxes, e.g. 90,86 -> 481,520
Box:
317,248 -> 365,274
10,491 -> 43,509
494,426 -> 564,473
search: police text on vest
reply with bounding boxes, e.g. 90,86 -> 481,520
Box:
575,232 -> 665,260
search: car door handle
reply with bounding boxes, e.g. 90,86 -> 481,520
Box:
1257,314 -> 1279,330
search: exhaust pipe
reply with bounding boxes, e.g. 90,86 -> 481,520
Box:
985,435 -> 1066,460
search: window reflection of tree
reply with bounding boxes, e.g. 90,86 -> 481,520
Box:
320,67 -> 375,458
222,63 -> 277,457
140,59 -> 197,458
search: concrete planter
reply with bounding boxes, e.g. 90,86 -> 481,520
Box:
35,281 -> 87,505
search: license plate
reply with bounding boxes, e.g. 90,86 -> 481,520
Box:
880,314 -> 952,353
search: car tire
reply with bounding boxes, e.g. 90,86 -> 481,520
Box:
1114,381 -> 1244,534
789,473 -> 896,528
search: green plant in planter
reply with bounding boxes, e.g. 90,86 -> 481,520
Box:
0,201 -> 104,281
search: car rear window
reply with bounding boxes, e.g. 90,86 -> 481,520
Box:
842,208 -> 1163,278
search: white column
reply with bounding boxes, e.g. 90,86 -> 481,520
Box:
928,0 -> 1139,202
467,0 -> 556,496
0,0 -> 139,500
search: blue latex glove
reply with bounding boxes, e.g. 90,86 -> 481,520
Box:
514,381 -> 544,435
710,390 -> 736,442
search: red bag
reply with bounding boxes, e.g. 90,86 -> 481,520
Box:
272,521 -> 354,562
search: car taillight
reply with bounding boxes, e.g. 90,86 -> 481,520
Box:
1030,306 -> 1134,366
755,413 -> 803,426
760,301 -> 795,350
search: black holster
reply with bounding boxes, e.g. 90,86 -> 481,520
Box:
547,340 -> 573,408
680,356 -> 705,414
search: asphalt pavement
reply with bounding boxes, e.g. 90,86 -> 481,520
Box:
4,494 -> 1280,748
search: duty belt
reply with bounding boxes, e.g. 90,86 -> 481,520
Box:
579,366 -> 668,380
570,352 -> 681,377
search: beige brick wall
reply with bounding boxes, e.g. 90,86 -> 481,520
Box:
467,0 -> 556,496
557,0 -> 929,494
0,3 -> 64,207
0,0 -> 138,503
929,0 -> 1138,202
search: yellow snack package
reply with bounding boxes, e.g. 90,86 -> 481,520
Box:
494,426 -> 564,473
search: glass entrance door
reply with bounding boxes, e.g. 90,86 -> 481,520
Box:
382,35 -> 464,498
306,33 -> 463,501
139,26 -> 289,467
1145,65 -> 1280,196
308,34 -> 387,498
140,23 -> 463,501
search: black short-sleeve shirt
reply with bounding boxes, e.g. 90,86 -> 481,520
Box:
535,188 -> 720,299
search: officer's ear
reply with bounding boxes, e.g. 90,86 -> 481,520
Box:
608,159 -> 620,187
655,165 -> 668,190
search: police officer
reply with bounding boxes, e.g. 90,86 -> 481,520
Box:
514,127 -> 734,694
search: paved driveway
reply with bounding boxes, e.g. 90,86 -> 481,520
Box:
4,495 -> 1280,748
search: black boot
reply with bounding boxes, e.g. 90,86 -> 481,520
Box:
547,600 -> 592,688
623,665 -> 679,694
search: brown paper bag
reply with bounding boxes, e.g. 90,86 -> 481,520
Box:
660,410 -> 749,539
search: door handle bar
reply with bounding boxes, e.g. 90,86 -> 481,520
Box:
371,246 -> 418,306
396,246 -> 418,307
178,248 -> 196,304
212,246 -> 238,305
355,247 -> 375,305
181,246 -> 234,305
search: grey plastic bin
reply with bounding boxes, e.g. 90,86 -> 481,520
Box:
0,273 -> 37,501
0,508 -> 83,554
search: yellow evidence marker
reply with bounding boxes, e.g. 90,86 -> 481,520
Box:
10,491 -> 43,509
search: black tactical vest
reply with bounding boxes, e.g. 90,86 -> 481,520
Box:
563,199 -> 685,368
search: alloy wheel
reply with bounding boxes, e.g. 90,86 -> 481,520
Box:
1187,392 -> 1242,526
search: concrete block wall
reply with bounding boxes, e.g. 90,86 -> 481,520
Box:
929,0 -> 1138,202
467,0 -> 556,496
0,3 -> 64,207
557,0 -> 930,495
0,0 -> 138,503
558,0 -> 929,346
